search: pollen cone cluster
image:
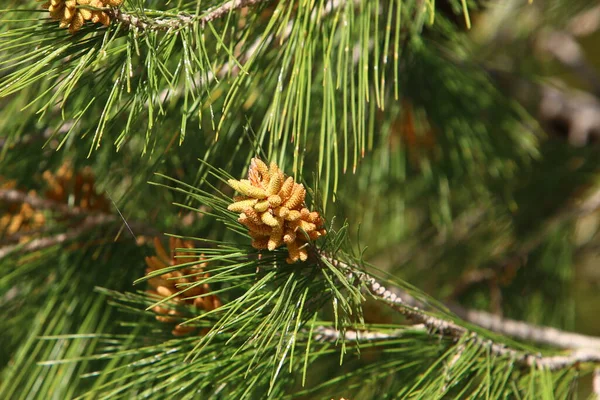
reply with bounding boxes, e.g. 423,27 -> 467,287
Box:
1,164 -> 107,240
43,163 -> 110,212
227,158 -> 326,264
145,237 -> 221,336
39,0 -> 123,33
0,180 -> 45,239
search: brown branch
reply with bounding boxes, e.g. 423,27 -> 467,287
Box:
0,213 -> 158,260
448,268 -> 496,300
567,5 -> 600,38
450,176 -> 600,299
537,31 -> 600,97
448,304 -> 600,350
0,226 -> 56,246
0,188 -> 92,218
0,189 -> 159,259
320,253 -> 600,370
108,0 -> 267,32
0,214 -> 115,259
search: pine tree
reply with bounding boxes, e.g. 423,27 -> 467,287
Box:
1,0 -> 600,398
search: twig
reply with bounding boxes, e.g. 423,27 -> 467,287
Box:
566,5 -> 600,38
537,30 -> 600,96
320,254 -> 600,370
0,190 -> 159,259
448,268 -> 496,300
0,188 -> 92,218
485,4 -> 600,144
313,326 -> 419,342
108,0 -> 267,32
537,82 -> 600,146
0,226 -> 55,246
0,214 -> 115,259
0,214 -> 158,259
449,172 -> 600,298
448,304 -> 600,350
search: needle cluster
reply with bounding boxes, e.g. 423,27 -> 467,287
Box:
39,0 -> 123,33
145,237 -> 221,336
227,158 -> 326,263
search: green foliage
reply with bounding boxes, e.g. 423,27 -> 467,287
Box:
2,0 -> 600,399
0,241 -> 144,399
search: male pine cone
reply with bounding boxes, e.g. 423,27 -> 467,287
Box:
40,0 -> 123,33
227,158 -> 326,264
145,237 -> 221,336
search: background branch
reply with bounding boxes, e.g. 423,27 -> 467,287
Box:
0,189 -> 159,259
0,214 -> 116,259
0,188 -> 92,218
448,304 -> 600,350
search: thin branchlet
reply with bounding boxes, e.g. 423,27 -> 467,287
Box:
318,251 -> 600,370
107,0 -> 267,31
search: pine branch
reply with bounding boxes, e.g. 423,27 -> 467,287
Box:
320,253 -> 600,370
313,325 -> 420,342
567,4 -> 600,37
0,213 -> 157,259
201,0 -> 267,23
535,4 -> 600,98
0,214 -> 115,259
0,227 -> 55,246
449,305 -> 600,351
0,189 -> 159,259
312,323 -> 600,371
0,188 -> 93,217
107,0 -> 267,32
538,30 -> 600,96
458,178 -> 600,295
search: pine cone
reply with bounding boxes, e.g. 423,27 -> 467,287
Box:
227,159 -> 326,264
145,237 -> 221,336
39,0 -> 123,34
